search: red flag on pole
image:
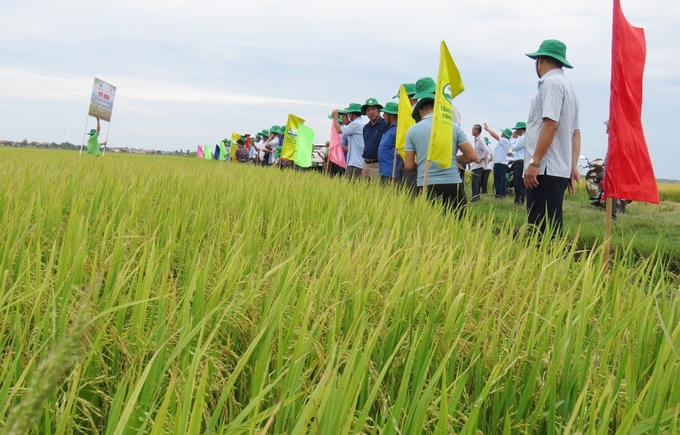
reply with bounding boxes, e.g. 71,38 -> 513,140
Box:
603,0 -> 659,204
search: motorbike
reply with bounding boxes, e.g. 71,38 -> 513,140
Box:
580,155 -> 629,214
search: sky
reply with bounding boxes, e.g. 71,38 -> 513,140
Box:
1,0 -> 679,179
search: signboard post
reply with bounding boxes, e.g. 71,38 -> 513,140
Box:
80,78 -> 116,156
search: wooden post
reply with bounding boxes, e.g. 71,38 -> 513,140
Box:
391,146 -> 398,179
422,161 -> 431,196
603,197 -> 613,271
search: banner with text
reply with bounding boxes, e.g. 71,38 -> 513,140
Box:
281,114 -> 305,160
88,77 -> 116,122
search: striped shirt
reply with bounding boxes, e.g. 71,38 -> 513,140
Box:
524,68 -> 580,178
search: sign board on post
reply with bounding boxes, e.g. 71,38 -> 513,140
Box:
88,78 -> 116,122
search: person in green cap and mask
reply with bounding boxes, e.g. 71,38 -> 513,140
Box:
523,39 -> 581,236
86,117 -> 107,156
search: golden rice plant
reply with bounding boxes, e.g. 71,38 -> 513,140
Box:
0,148 -> 678,434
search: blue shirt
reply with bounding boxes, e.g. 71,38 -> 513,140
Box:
341,134 -> 348,160
341,118 -> 365,168
510,134 -> 525,161
378,123 -> 401,177
362,116 -> 387,160
404,114 -> 468,186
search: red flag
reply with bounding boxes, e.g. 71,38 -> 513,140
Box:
245,135 -> 252,149
328,122 -> 346,169
603,0 -> 659,204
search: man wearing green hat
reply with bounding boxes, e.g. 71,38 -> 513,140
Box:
484,123 -> 511,199
509,122 -> 527,205
393,83 -> 417,106
86,117 -> 107,156
332,103 -> 365,179
361,98 -> 387,181
403,89 -> 477,217
249,133 -> 260,163
523,39 -> 581,236
377,102 -> 401,183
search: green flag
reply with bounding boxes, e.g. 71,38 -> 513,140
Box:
219,140 -> 228,161
203,144 -> 211,160
294,124 -> 315,168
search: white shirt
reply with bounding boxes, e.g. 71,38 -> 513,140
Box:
493,137 -> 510,165
469,135 -> 488,170
524,68 -> 580,178
484,143 -> 494,170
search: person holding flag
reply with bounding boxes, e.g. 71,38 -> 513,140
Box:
86,117 -> 107,156
523,39 -> 581,236
403,91 -> 476,216
332,103 -> 365,179
377,102 -> 401,183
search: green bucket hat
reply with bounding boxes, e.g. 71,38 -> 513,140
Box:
88,129 -> 97,135
270,125 -> 281,135
411,77 -> 437,101
260,129 -> 270,137
273,146 -> 282,158
361,98 -> 383,115
512,121 -> 527,130
382,102 -> 399,115
393,83 -> 416,99
411,93 -> 435,122
526,39 -> 573,69
484,137 -> 490,145
345,102 -> 363,114
500,128 -> 513,138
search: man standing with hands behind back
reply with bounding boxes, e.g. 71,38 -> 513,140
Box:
523,39 -> 581,236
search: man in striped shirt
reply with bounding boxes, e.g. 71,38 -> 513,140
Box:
523,39 -> 581,236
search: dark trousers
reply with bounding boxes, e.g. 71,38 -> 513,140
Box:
513,160 -> 526,205
329,162 -> 345,177
401,166 -> 418,196
417,183 -> 467,219
493,163 -> 508,198
527,175 -> 569,236
346,165 -> 362,179
471,168 -> 484,201
481,169 -> 491,194
458,167 -> 466,198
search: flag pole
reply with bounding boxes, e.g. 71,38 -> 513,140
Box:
422,161 -> 431,196
603,197 -> 613,271
391,147 -> 398,179
101,119 -> 111,156
79,114 -> 90,156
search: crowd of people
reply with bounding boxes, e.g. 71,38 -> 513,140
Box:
222,39 -> 581,236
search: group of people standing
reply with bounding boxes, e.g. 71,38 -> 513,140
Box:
227,39 -> 581,236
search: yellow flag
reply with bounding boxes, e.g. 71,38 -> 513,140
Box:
395,85 -> 415,159
281,114 -> 305,160
428,41 -> 465,168
230,132 -> 240,160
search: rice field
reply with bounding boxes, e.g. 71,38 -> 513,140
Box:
658,183 -> 680,203
1,148 -> 679,434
